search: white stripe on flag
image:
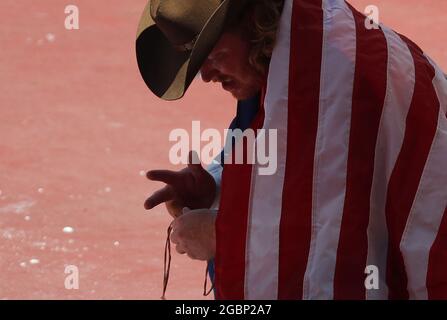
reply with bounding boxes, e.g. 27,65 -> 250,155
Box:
366,26 -> 416,300
244,0 -> 293,300
426,55 -> 447,115
302,0 -> 356,299
400,58 -> 447,300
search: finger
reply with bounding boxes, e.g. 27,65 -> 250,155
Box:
170,227 -> 180,244
166,200 -> 183,218
175,243 -> 186,254
144,185 -> 175,210
186,252 -> 199,260
146,170 -> 183,186
187,150 -> 203,170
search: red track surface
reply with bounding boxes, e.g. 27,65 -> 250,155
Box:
0,0 -> 445,299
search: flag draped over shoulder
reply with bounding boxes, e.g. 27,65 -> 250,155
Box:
215,0 -> 447,300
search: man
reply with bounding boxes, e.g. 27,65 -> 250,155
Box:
138,0 -> 274,277
137,0 -> 447,299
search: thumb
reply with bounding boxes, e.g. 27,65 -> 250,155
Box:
182,207 -> 191,215
187,150 -> 203,171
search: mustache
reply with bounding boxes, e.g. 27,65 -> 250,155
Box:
197,71 -> 233,84
212,75 -> 232,83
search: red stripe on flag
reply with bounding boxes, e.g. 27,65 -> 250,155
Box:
277,0 -> 323,300
333,4 -> 388,300
427,206 -> 447,299
385,35 -> 439,300
214,101 -> 265,300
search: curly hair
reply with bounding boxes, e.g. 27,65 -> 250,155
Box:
247,0 -> 285,73
228,0 -> 285,74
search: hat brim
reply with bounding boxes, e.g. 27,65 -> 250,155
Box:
136,0 -> 244,101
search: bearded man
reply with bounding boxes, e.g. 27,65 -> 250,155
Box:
137,0 -> 447,300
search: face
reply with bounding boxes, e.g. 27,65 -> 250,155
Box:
200,31 -> 265,100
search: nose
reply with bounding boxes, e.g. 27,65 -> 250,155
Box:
200,58 -> 216,83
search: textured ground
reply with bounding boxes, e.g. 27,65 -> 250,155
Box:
0,0 -> 445,299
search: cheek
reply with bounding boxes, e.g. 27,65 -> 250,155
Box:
219,61 -> 245,83
232,55 -> 253,81
221,50 -> 251,78
236,66 -> 259,88
214,60 -> 234,77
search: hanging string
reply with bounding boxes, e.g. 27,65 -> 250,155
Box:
161,221 -> 215,299
203,261 -> 215,297
161,222 -> 174,300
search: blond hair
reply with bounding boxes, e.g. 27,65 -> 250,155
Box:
246,0 -> 285,74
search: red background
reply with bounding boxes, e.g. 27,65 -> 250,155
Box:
0,0 -> 445,299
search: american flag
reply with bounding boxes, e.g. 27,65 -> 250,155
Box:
215,0 -> 447,299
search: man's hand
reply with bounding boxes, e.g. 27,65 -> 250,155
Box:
144,151 -> 217,217
171,208 -> 217,261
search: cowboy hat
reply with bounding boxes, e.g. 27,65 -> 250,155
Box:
136,0 -> 249,101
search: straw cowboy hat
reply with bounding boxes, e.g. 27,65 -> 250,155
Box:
136,0 -> 248,101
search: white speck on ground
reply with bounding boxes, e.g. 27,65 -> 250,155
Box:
45,33 -> 55,42
104,187 -> 111,193
63,226 -> 74,234
37,188 -> 44,194
24,215 -> 31,221
139,170 -> 146,176
114,241 -> 120,247
29,258 -> 40,265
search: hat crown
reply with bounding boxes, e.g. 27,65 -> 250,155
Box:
150,0 -> 223,46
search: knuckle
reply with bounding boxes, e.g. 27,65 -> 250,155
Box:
176,244 -> 186,254
186,252 -> 197,260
